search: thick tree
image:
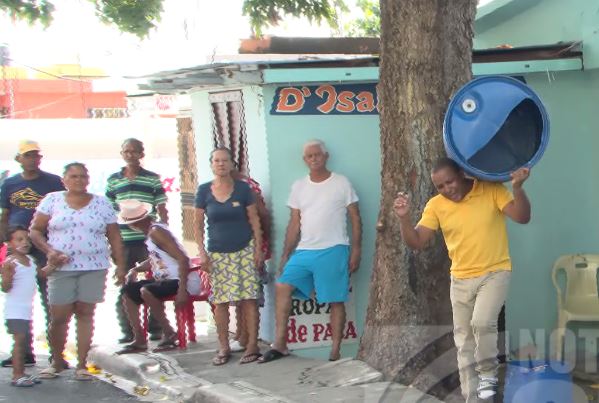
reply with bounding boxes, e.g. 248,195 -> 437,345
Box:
357,0 -> 477,395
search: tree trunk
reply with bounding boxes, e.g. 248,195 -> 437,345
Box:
357,0 -> 477,398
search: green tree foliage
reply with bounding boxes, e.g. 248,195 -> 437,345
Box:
242,0 -> 346,37
91,0 -> 164,39
0,0 -> 55,26
0,0 -> 164,38
0,0 -> 347,38
345,0 -> 379,37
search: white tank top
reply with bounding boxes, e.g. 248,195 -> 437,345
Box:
4,255 -> 36,320
145,223 -> 201,295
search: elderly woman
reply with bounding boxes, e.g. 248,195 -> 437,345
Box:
29,162 -> 126,380
194,148 -> 263,365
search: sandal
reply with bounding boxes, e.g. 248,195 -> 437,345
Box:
257,349 -> 289,364
239,352 -> 262,364
152,335 -> 178,352
11,376 -> 35,387
74,368 -> 94,381
116,343 -> 147,355
212,352 -> 231,366
38,367 -> 60,379
26,375 -> 42,384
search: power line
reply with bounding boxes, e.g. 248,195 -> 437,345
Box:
3,57 -> 95,83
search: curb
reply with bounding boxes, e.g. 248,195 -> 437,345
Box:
89,346 -> 211,402
190,381 -> 294,403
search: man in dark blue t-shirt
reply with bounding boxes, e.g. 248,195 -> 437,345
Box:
0,140 -> 64,367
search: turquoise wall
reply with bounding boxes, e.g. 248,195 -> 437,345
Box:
475,0 -> 599,69
506,69 -> 599,355
190,87 -> 274,341
189,58 -> 599,362
261,84 -> 381,359
190,87 -> 269,187
476,0 -> 599,358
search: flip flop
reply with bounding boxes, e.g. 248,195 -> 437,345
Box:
152,337 -> 178,352
257,349 -> 289,364
239,352 -> 262,364
74,368 -> 94,381
11,376 -> 35,387
38,367 -> 60,379
26,375 -> 42,384
212,352 -> 231,366
116,343 -> 147,355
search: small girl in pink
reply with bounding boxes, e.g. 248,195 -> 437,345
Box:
1,226 -> 41,387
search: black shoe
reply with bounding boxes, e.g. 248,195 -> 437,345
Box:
149,333 -> 163,341
118,335 -> 135,344
1,354 -> 36,367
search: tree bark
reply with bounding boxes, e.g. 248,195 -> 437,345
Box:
357,0 -> 477,397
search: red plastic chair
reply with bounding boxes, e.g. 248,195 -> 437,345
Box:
142,264 -> 214,349
0,244 -> 7,265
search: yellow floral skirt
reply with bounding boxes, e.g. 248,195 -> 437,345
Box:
209,242 -> 260,304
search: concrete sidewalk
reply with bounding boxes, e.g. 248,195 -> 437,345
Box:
88,330 -> 443,403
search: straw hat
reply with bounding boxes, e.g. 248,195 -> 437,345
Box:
117,200 -> 153,225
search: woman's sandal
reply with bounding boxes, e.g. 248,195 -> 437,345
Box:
11,376 -> 35,387
74,368 -> 94,381
239,352 -> 262,364
212,352 -> 231,366
38,367 -> 60,379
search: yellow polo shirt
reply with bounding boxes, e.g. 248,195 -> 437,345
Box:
417,180 -> 514,279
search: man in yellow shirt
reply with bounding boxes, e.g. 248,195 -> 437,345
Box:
394,158 -> 531,402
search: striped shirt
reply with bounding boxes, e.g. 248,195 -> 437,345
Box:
105,167 -> 167,242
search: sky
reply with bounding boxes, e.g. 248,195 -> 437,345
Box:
0,0 -> 495,78
0,0 -> 332,77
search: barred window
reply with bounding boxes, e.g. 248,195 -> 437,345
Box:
208,91 -> 249,175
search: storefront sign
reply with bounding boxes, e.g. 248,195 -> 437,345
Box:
271,84 -> 379,115
287,285 -> 358,349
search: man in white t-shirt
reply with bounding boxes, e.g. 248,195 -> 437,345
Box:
259,139 -> 362,363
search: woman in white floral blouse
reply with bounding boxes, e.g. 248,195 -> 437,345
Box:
30,162 -> 126,381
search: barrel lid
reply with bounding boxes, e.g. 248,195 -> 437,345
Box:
443,76 -> 549,181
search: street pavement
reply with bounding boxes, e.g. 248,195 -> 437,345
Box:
89,330 -> 445,403
0,355 -> 136,403
0,277 -> 142,402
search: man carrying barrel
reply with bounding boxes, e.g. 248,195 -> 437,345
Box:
394,157 -> 531,402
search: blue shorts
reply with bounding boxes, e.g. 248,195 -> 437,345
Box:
277,245 -> 349,303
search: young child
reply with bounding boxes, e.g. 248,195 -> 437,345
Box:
1,226 -> 41,387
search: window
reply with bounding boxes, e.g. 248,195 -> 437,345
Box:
209,91 -> 249,174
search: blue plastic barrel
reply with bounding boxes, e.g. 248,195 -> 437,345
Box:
504,360 -> 572,403
443,76 -> 550,182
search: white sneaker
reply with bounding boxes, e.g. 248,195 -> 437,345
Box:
229,340 -> 246,352
477,377 -> 498,400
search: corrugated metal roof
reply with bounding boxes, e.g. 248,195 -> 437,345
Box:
138,41 -> 582,94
